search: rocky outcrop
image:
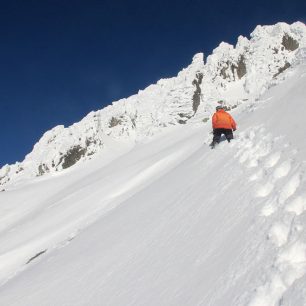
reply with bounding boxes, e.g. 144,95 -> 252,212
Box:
236,55 -> 247,79
177,113 -> 192,124
217,54 -> 246,82
1,22 -> 306,187
38,163 -> 49,176
59,146 -> 87,169
282,33 -> 299,51
109,116 -> 122,128
273,62 -> 291,78
192,73 -> 203,113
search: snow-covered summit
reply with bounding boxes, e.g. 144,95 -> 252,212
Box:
1,21 -> 306,187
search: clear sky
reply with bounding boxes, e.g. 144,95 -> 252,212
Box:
0,0 -> 305,167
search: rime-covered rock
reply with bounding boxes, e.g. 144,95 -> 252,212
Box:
1,22 -> 306,186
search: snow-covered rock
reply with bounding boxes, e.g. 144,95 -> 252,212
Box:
1,22 -> 306,187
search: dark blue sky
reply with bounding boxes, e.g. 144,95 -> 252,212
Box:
0,0 -> 305,166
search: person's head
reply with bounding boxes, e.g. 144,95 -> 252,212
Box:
216,106 -> 224,111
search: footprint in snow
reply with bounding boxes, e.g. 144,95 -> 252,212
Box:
238,150 -> 252,164
259,169 -> 299,213
272,160 -> 292,181
263,151 -> 281,169
276,241 -> 306,286
249,169 -> 265,181
278,173 -> 301,205
268,222 -> 290,247
255,181 -> 274,198
260,197 -> 278,216
248,241 -> 306,306
285,193 -> 306,216
261,204 -> 277,216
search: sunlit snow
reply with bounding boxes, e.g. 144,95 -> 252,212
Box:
0,22 -> 306,306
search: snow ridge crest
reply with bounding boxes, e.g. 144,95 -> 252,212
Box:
1,22 -> 306,187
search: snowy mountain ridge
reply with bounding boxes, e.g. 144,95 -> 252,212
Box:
1,22 -> 306,306
1,21 -> 306,187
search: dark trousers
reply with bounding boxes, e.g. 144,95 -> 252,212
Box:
212,128 -> 233,145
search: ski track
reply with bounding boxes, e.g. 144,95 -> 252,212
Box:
235,126 -> 306,306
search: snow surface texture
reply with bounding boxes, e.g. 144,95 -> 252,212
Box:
1,22 -> 306,186
0,23 -> 306,306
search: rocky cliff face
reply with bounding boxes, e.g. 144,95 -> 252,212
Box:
1,22 -> 306,187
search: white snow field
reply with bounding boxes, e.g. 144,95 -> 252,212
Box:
0,54 -> 306,306
1,26 -> 306,305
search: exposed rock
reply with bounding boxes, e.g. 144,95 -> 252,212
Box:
38,163 -> 49,176
219,56 -> 246,81
0,177 -> 10,185
59,146 -> 87,169
273,47 -> 279,54
273,62 -> 291,78
282,34 -> 299,51
15,166 -> 24,174
178,113 -> 192,119
85,137 -> 97,147
236,55 -> 247,79
26,250 -> 47,264
220,61 -> 231,79
109,117 -> 122,128
130,115 -> 137,128
192,73 -> 203,113
37,165 -> 44,176
220,55 -> 246,81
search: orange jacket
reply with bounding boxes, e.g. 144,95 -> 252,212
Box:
212,109 -> 237,130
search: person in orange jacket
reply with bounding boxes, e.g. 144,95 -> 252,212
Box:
210,105 -> 237,148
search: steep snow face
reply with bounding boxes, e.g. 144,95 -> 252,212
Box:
1,22 -> 306,186
0,55 -> 306,306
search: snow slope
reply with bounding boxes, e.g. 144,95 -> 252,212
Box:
0,48 -> 306,305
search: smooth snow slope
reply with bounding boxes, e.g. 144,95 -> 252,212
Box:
0,60 -> 306,305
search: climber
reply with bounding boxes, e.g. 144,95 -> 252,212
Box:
210,105 -> 237,148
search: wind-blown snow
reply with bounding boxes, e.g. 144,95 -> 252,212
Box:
0,23 -> 306,306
